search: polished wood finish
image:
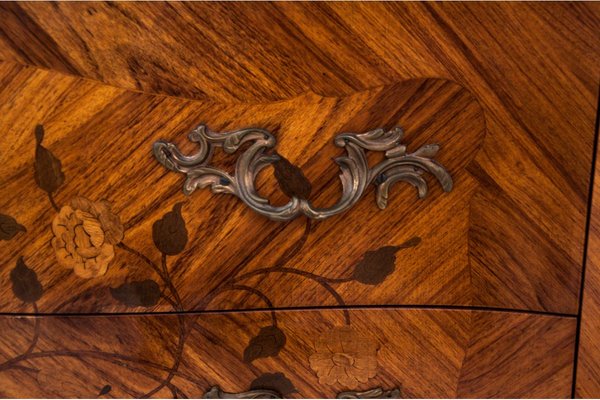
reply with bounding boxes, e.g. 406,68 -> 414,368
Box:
1,2 -> 598,314
0,310 -> 576,398
575,110 -> 600,397
0,61 -> 486,313
0,2 -> 598,398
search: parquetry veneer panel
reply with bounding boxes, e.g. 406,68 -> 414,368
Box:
1,60 -> 488,313
0,310 -> 575,398
1,2 -> 598,315
0,2 -> 599,398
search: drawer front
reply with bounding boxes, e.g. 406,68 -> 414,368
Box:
0,309 -> 575,398
0,64 -> 486,313
0,5 -> 596,317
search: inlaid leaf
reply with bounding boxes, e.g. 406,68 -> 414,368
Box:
98,385 -> 112,396
33,124 -> 65,194
10,257 -> 43,303
272,152 -> 312,200
250,372 -> 297,396
243,326 -> 286,363
110,280 -> 160,307
0,213 -> 26,240
352,237 -> 421,285
152,203 -> 188,255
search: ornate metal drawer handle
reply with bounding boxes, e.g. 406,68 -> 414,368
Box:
202,385 -> 401,398
153,125 -> 452,221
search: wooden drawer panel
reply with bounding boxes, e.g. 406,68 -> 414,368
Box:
0,309 -> 575,398
0,57 -> 587,316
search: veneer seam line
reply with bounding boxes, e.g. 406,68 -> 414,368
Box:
0,304 -> 577,319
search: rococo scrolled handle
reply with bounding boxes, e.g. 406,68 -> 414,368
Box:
202,385 -> 402,398
153,124 -> 452,221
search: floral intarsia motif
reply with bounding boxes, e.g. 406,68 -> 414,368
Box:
1,124 -> 415,397
309,327 -> 379,388
51,197 -> 124,278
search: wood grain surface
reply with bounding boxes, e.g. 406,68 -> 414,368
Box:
0,60 -> 487,313
0,2 -> 599,398
575,98 -> 600,398
0,2 -> 598,315
0,309 -> 576,398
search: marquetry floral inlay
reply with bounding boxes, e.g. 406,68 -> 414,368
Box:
51,197 -> 124,279
1,124 -> 416,397
309,326 -> 379,388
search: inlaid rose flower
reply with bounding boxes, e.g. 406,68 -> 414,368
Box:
308,326 -> 379,388
51,197 -> 123,279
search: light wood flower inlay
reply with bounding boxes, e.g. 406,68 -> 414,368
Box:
51,197 -> 123,278
309,326 -> 379,388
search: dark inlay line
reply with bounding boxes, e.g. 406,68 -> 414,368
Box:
571,81 -> 600,399
0,304 -> 576,319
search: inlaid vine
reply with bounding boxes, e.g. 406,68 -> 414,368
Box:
1,124 -> 412,398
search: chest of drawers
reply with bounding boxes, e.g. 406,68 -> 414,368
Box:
0,2 -> 599,398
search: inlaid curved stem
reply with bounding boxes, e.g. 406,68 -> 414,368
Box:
154,125 -> 452,221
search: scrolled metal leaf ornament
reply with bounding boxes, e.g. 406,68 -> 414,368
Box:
202,386 -> 282,399
154,125 -> 452,221
337,387 -> 402,399
201,385 -> 402,399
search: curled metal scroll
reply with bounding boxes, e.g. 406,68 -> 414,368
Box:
154,125 -> 452,221
337,387 -> 402,399
202,385 -> 401,399
202,386 -> 281,399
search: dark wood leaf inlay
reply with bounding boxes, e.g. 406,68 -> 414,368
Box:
243,326 -> 286,363
250,372 -> 297,397
152,202 -> 188,255
10,257 -> 43,303
352,237 -> 421,285
33,124 -> 64,194
98,385 -> 112,396
0,213 -> 26,240
272,152 -> 312,200
110,280 -> 161,307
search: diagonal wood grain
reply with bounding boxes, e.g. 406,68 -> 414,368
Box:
575,92 -> 600,398
0,2 -> 596,316
0,309 -> 576,398
0,61 -> 485,313
0,3 -> 597,397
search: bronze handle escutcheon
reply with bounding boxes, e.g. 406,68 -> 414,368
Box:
154,125 -> 452,221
